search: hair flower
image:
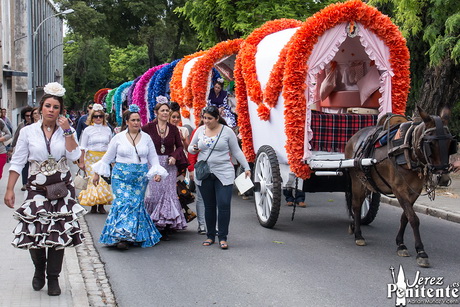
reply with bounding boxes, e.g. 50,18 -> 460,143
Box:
156,95 -> 169,105
217,78 -> 224,84
129,104 -> 140,113
92,104 -> 104,112
44,82 -> 66,97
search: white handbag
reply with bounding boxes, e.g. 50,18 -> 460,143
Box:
74,169 -> 89,190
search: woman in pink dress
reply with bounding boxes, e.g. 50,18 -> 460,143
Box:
142,96 -> 189,240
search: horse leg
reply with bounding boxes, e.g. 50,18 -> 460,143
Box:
399,201 -> 430,268
351,187 -> 367,246
408,210 -> 429,268
396,212 -> 410,257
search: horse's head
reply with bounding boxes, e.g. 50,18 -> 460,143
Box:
415,106 -> 458,174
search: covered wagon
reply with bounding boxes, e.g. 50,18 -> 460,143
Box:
234,0 -> 410,227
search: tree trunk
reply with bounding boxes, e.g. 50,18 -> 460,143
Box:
171,19 -> 184,60
147,37 -> 156,67
418,58 -> 460,115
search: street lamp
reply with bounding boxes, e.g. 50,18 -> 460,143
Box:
43,40 -> 75,84
28,7 -> 75,106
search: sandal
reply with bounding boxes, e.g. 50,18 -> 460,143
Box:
202,239 -> 214,246
219,241 -> 228,250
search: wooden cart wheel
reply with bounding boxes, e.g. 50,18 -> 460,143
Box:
346,191 -> 380,225
254,145 -> 282,228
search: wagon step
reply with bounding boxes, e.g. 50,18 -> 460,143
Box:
307,158 -> 376,170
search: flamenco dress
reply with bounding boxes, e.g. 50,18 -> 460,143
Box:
78,124 -> 114,207
207,89 -> 237,128
93,130 -> 167,247
9,122 -> 86,249
142,122 -> 188,230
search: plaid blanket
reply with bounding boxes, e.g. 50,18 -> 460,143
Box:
310,111 -> 378,153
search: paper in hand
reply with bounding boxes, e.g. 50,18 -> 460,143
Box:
234,172 -> 254,194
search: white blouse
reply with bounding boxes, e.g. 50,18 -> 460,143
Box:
9,121 -> 81,174
80,124 -> 113,152
92,130 -> 168,179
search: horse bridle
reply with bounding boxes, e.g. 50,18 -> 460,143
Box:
417,116 -> 457,174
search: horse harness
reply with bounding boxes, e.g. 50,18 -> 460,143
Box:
352,113 -> 456,198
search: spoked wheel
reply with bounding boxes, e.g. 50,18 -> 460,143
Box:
346,192 -> 380,225
254,145 -> 282,228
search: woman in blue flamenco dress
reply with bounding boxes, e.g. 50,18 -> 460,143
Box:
92,105 -> 168,250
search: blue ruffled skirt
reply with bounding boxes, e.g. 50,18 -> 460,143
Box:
99,163 -> 161,247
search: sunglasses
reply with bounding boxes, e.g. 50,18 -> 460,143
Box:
88,106 -> 93,110
93,115 -> 104,119
25,114 -> 32,118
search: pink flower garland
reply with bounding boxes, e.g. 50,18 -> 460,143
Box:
132,63 -> 169,125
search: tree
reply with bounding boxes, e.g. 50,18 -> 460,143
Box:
63,35 -> 111,110
109,44 -> 150,84
370,0 -> 460,136
175,0 -> 326,48
55,0 -> 200,66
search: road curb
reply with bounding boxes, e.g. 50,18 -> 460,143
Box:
381,196 -> 460,224
65,246 -> 91,306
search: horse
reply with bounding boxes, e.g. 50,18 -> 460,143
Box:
344,106 -> 457,267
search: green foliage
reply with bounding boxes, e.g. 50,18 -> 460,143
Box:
176,0 -> 325,48
63,35 -> 111,109
56,0 -> 199,64
370,0 -> 460,65
109,45 -> 149,84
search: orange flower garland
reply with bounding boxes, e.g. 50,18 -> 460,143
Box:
234,54 -> 256,162
282,0 -> 410,179
239,19 -> 303,119
170,50 -> 207,115
191,39 -> 244,126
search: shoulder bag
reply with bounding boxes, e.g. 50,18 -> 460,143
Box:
194,126 -> 224,181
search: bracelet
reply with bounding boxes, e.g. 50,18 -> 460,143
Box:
63,128 -> 74,136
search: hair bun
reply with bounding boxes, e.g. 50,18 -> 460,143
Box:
170,101 -> 180,112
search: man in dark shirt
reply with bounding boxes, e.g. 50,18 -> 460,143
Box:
76,103 -> 93,140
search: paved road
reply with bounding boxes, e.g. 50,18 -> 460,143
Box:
85,190 -> 460,307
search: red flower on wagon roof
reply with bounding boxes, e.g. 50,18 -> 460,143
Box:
94,88 -> 111,105
234,55 -> 256,162
239,19 -> 303,120
170,50 -> 207,113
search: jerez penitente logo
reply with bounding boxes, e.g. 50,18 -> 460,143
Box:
387,265 -> 460,306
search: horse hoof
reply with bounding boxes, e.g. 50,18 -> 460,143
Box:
416,257 -> 430,268
397,249 -> 410,257
355,239 -> 366,246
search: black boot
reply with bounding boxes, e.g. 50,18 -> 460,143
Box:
29,249 -> 46,291
46,248 -> 64,296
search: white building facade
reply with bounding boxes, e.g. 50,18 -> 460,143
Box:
1,0 -> 64,128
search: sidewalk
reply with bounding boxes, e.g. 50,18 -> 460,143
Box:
0,164 -> 89,307
0,163 -> 117,307
382,171 -> 460,223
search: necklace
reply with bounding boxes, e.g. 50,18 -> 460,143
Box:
128,131 -> 141,162
43,124 -> 55,132
157,123 -> 167,154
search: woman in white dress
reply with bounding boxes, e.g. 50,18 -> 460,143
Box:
78,104 -> 114,213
